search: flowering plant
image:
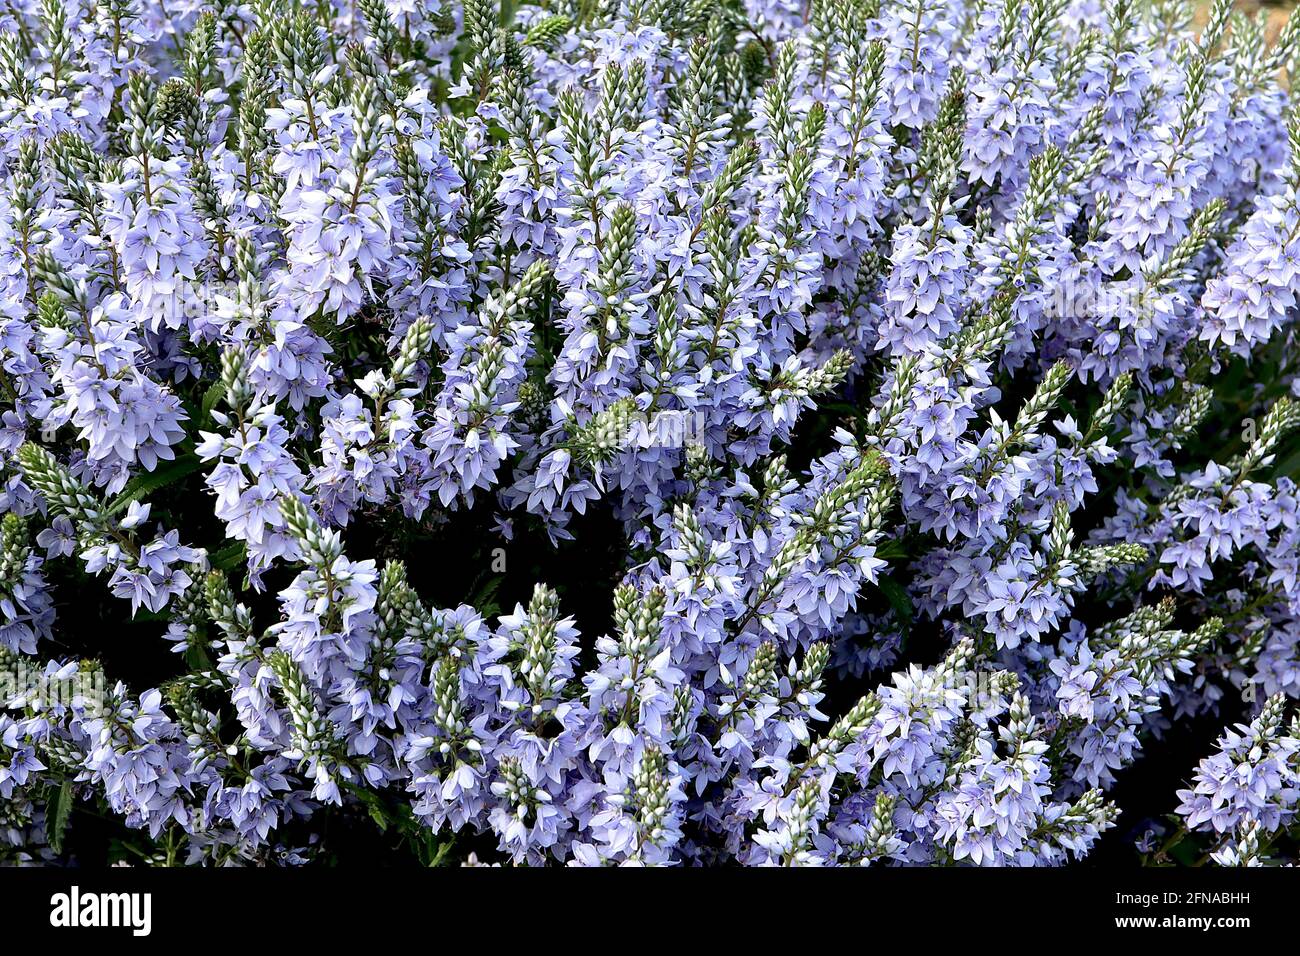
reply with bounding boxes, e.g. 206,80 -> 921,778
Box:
2,0 -> 1300,867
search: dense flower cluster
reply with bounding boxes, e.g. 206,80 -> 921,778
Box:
2,0 -> 1300,867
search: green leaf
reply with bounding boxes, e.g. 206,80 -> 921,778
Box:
130,609 -> 173,623
209,540 -> 248,572
1169,836 -> 1199,866
47,779 -> 74,855
875,574 -> 913,628
184,641 -> 214,673
1271,443 -> 1300,482
106,454 -> 205,516
423,835 -> 455,867
199,380 -> 227,425
468,572 -> 504,620
343,781 -> 394,834
874,538 -> 910,561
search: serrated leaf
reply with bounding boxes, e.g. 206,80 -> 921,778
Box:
106,454 -> 204,516
200,380 -> 227,425
47,779 -> 73,855
469,573 -> 503,620
209,540 -> 247,572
